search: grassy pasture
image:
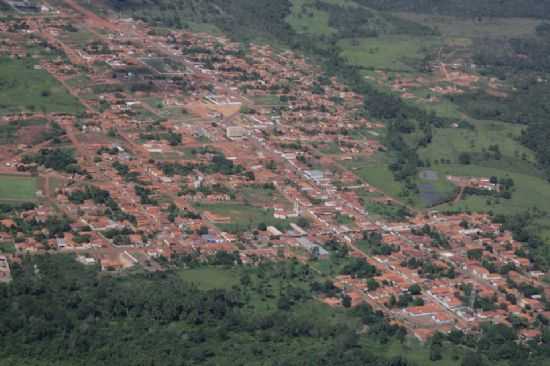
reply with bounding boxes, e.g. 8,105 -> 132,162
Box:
0,175 -> 37,202
0,57 -> 83,115
419,120 -> 537,174
287,0 -> 335,35
343,153 -> 404,199
434,164 -> 550,214
339,35 -> 440,71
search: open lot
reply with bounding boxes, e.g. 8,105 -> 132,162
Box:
339,35 -> 440,71
179,267 -> 240,290
195,202 -> 293,233
0,57 -> 83,115
0,174 -> 37,202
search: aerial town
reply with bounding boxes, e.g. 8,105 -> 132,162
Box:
0,0 -> 548,345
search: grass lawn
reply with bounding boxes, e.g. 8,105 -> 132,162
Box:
0,175 -> 37,202
179,267 -> 240,290
61,29 -> 96,46
339,35 -> 440,71
251,94 -> 287,107
0,57 -> 83,115
343,153 -> 404,199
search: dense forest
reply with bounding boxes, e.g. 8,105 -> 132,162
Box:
1,255 -> 549,366
0,254 -> 409,366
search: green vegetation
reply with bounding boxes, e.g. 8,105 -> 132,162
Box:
0,254 -> 414,366
0,57 -> 83,115
251,94 -> 288,106
362,199 -> 411,221
0,119 -> 47,145
418,121 -> 535,171
194,202 -> 292,234
178,266 -> 240,290
0,175 -> 37,202
353,0 -> 550,18
436,164 -> 550,215
287,0 -> 335,36
395,13 -> 541,38
344,154 -> 455,207
0,242 -> 16,254
339,36 -> 439,71
22,148 -> 86,175
238,184 -> 290,207
344,154 -> 404,199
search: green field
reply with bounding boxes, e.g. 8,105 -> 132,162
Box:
343,153 -> 405,199
339,35 -> 440,71
344,153 -> 457,208
0,57 -> 83,115
413,117 -> 550,214
419,120 -> 535,168
179,267 -> 240,290
286,0 -> 336,35
251,94 -> 288,106
0,175 -> 37,202
433,164 -> 550,214
238,185 -> 290,207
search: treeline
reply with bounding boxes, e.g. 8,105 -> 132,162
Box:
457,33 -> 550,178
3,254 -> 548,365
107,0 -> 294,42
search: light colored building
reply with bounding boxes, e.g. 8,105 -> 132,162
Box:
226,126 -> 247,140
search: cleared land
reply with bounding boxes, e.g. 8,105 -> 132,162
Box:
195,202 -> 293,233
0,57 -> 83,115
0,175 -> 37,202
179,267 -> 240,290
339,36 -> 440,71
286,0 -> 335,35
